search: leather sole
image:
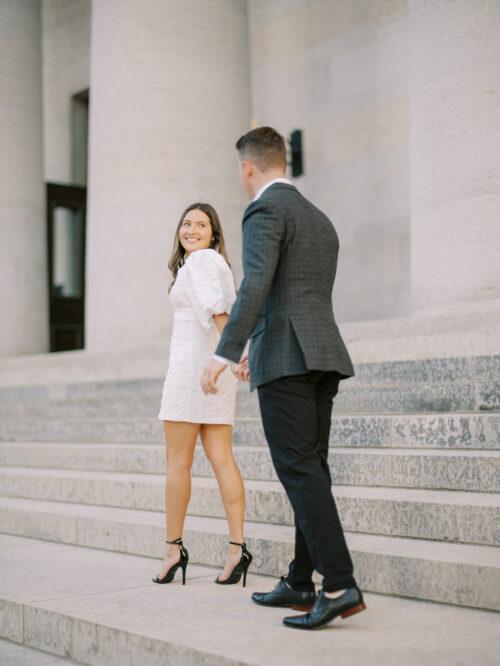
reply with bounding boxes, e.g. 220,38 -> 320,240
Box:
340,602 -> 366,619
283,602 -> 367,630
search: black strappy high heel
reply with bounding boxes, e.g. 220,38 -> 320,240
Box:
152,537 -> 189,585
215,540 -> 253,587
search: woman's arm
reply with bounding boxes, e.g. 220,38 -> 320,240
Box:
213,312 -> 230,336
213,313 -> 249,381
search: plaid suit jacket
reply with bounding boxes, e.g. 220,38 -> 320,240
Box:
215,182 -> 355,392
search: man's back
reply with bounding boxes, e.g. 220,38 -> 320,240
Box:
259,183 -> 341,314
216,181 -> 355,391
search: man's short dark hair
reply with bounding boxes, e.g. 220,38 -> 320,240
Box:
236,126 -> 287,172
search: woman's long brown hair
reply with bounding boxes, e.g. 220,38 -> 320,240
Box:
167,202 -> 232,293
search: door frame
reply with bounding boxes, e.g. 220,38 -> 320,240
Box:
46,182 -> 87,352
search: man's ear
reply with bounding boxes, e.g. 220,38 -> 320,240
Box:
242,159 -> 254,178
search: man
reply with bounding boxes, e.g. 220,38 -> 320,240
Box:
201,126 -> 365,629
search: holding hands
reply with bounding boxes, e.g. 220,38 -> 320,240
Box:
231,355 -> 249,382
201,354 -> 250,395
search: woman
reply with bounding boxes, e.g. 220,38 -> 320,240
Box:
153,202 -> 252,587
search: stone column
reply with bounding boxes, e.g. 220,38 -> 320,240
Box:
87,0 -> 250,351
410,0 -> 500,311
0,0 -> 47,356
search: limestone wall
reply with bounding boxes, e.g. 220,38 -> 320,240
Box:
248,0 -> 410,322
41,0 -> 91,184
85,0 -> 250,351
0,0 -> 47,356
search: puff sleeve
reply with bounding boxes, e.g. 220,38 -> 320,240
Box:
183,249 -> 237,332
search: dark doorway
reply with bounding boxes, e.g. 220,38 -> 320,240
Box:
46,183 -> 86,351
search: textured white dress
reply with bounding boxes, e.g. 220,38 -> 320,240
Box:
157,248 -> 238,424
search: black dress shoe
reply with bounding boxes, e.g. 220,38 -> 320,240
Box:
252,576 -> 317,611
283,587 -> 366,629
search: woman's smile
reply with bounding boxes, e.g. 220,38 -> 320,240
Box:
180,209 -> 212,252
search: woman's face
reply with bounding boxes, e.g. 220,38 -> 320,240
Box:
179,209 -> 213,255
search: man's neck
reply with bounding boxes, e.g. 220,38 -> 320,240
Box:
251,171 -> 287,199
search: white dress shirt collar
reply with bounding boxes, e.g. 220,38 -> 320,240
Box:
252,177 -> 293,202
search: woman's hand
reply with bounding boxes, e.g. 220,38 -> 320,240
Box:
201,358 -> 227,394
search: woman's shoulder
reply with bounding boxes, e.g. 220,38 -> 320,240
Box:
186,248 -> 230,270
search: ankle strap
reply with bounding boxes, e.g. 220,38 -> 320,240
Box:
166,536 -> 188,559
229,540 -> 251,560
229,540 -> 249,553
166,537 -> 183,545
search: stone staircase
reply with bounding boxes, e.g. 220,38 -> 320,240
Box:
0,353 -> 498,664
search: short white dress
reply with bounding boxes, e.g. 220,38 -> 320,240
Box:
157,248 -> 238,425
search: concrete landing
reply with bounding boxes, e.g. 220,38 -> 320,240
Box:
1,535 -> 498,666
0,637 -> 83,665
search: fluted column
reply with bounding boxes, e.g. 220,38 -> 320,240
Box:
0,0 -> 46,356
410,0 -> 500,312
86,0 -> 250,351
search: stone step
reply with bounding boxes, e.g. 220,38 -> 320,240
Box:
202,447 -> 500,492
0,442 -> 497,492
235,383 -> 499,415
0,353 -> 498,414
350,354 -> 498,385
0,382 -> 497,416
328,382 -> 497,413
0,466 -> 497,546
0,377 -> 164,401
1,353 -> 497,396
0,413 -> 498,450
235,413 -> 500,449
2,534 -> 498,666
0,498 -> 498,611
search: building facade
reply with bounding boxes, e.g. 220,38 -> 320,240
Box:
1,0 -> 499,369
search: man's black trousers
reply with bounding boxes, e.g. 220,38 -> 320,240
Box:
257,369 -> 357,593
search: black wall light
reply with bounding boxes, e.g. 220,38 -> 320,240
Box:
288,129 -> 304,177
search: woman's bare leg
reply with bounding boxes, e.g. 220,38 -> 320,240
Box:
157,420 -> 200,579
200,423 -> 246,581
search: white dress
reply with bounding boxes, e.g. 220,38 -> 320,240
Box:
157,248 -> 238,425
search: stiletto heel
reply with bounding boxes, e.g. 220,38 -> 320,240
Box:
215,540 -> 253,587
181,558 -> 188,585
152,537 -> 189,585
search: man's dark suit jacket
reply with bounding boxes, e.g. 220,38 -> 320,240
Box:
215,182 -> 355,392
